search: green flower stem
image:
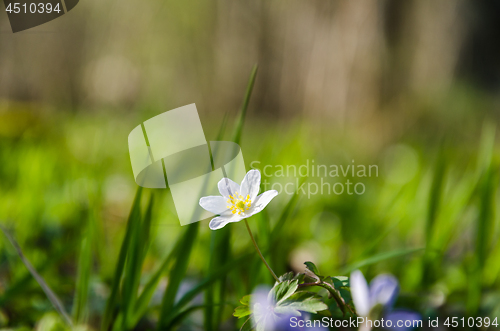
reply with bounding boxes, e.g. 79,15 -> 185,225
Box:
297,282 -> 321,288
298,281 -> 355,316
244,219 -> 279,282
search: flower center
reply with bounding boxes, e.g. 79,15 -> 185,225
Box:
227,191 -> 252,215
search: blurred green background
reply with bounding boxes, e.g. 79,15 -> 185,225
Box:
1,0 -> 500,330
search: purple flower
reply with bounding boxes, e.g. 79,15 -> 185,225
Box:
384,310 -> 422,331
350,270 -> 399,316
350,270 -> 421,331
251,286 -> 278,331
250,286 -> 327,331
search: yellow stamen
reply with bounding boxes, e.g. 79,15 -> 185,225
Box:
226,192 -> 252,215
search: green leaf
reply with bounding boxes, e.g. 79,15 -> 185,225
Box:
275,292 -> 328,316
269,280 -> 298,304
278,272 -> 295,282
304,262 -> 320,275
234,305 -> 252,318
294,273 -> 305,283
331,276 -> 349,288
315,280 -> 348,316
339,288 -> 352,304
277,280 -> 299,304
240,316 -> 253,331
240,295 -> 252,306
272,306 -> 302,317
294,266 -> 350,317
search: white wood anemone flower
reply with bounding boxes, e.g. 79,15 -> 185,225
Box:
199,169 -> 278,230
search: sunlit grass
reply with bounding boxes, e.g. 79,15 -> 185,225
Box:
0,79 -> 499,330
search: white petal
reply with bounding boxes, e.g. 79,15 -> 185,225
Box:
251,286 -> 281,331
208,214 -> 243,230
199,196 -> 229,215
245,190 -> 278,217
350,270 -> 370,317
240,169 -> 261,200
369,274 -> 399,309
217,178 -> 240,198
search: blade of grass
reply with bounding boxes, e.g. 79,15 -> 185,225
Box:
170,304 -> 227,329
157,222 -> 199,329
268,178 -> 304,276
232,64 -> 258,145
101,186 -> 143,331
205,112 -> 230,331
475,121 -> 496,178
270,178 -> 304,239
204,233 -> 216,331
212,227 -> 231,329
72,207 -> 96,323
0,224 -> 73,327
211,65 -> 258,330
340,247 -> 425,275
0,245 -> 69,306
129,231 -> 182,327
466,123 -> 496,314
475,136 -> 497,271
426,155 -> 446,246
360,220 -> 401,258
468,161 -> 497,315
120,193 -> 155,330
246,211 -> 273,289
165,252 -> 253,328
207,112 -> 228,169
421,149 -> 446,286
140,193 -> 155,261
154,103 -> 214,329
